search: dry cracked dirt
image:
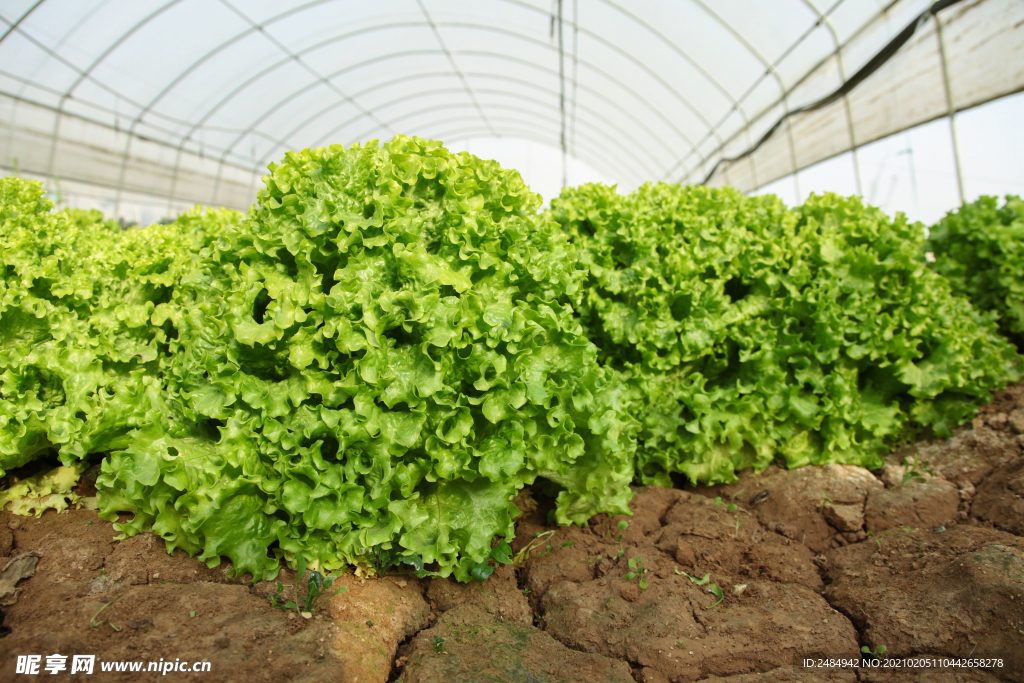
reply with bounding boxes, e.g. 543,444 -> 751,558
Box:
1,384 -> 1023,682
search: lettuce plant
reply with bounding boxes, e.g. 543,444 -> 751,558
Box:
925,195 -> 1024,349
95,136 -> 636,581
0,178 -> 240,474
549,184 -> 1020,486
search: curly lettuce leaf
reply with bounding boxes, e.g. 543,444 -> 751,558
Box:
95,137 -> 636,580
1,179 -> 242,475
925,195 -> 1024,349
549,184 -> 1020,486
0,459 -> 92,517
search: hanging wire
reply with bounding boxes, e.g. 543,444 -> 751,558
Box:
698,0 -> 966,186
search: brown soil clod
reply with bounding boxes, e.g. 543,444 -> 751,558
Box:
823,525 -> 1024,681
396,603 -> 635,683
694,463 -> 883,553
864,476 -> 961,533
972,458 -> 1024,535
325,573 -> 429,683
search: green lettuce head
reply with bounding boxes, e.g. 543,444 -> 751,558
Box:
925,195 -> 1024,349
550,184 -> 1019,486
1,177 -> 239,474
97,136 -> 636,581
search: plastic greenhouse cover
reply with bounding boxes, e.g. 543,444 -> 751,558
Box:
0,0 -> 1021,212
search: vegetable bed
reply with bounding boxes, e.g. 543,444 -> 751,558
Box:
0,136 -> 1020,586
1,136 -> 1023,682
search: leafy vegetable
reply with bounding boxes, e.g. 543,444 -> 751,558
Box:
549,184 -> 1020,486
0,177 -> 241,475
925,195 -> 1024,349
0,460 -> 92,517
3,144 -> 1019,585
95,136 -> 637,581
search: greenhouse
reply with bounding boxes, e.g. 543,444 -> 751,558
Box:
1,0 -> 1022,680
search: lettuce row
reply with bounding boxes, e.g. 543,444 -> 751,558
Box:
549,184 -> 1020,486
3,145 -> 1020,583
95,137 -> 637,581
0,178 -> 241,473
925,195 -> 1024,349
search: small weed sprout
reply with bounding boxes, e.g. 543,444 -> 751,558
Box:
89,595 -> 122,632
817,492 -> 833,511
866,530 -> 894,550
512,530 -> 555,566
674,568 -> 723,608
616,520 -> 629,557
900,454 -> 933,487
270,554 -> 348,615
861,644 -> 887,659
433,635 -> 448,654
304,569 -> 347,613
674,567 -> 710,585
706,583 -> 725,609
625,557 -> 648,589
712,497 -> 738,512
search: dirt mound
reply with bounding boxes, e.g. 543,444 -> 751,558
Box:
692,463 -> 882,553
398,603 -> 635,683
0,511 -> 343,682
822,525 -> 1024,679
972,458 -> 1024,535
322,574 -> 429,683
517,487 -> 858,681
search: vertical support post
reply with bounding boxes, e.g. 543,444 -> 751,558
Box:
570,0 -> 578,160
831,22 -> 862,196
557,0 -> 567,188
935,11 -> 964,204
785,114 -> 801,202
840,86 -> 862,195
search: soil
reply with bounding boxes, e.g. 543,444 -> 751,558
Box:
1,384 -> 1023,682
